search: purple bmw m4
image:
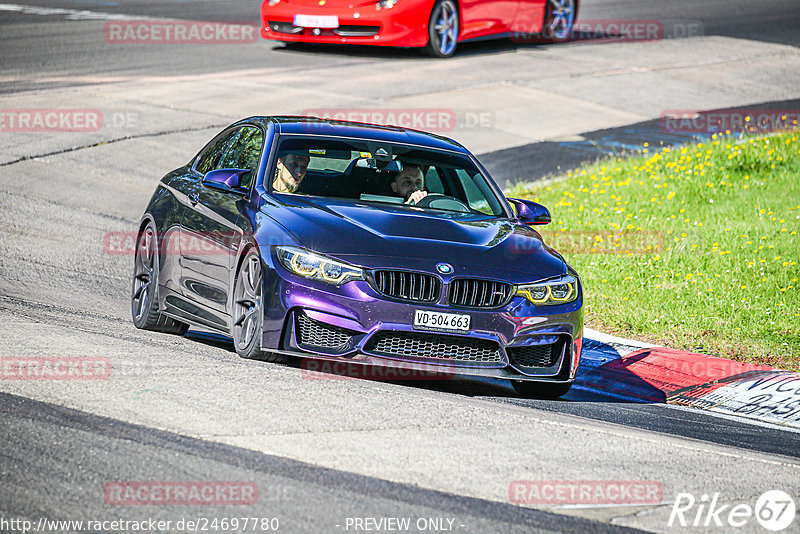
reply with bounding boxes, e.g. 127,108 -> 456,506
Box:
133,116 -> 583,398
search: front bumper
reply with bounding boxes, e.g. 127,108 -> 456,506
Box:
260,1 -> 431,47
261,254 -> 584,383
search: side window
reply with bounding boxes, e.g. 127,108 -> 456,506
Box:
218,126 -> 264,173
424,165 -> 443,194
195,129 -> 238,175
456,169 -> 493,215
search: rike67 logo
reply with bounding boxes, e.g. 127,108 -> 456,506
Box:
669,490 -> 796,531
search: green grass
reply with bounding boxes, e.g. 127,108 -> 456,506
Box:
507,131 -> 800,370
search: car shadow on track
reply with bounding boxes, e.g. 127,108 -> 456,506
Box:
269,30 -> 634,60
271,40 -> 521,60
184,330 -> 662,404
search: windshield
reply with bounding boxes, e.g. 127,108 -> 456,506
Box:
269,136 -> 506,217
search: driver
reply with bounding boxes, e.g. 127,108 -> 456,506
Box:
390,164 -> 428,205
273,153 -> 310,193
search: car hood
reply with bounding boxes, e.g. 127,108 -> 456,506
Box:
260,196 -> 566,282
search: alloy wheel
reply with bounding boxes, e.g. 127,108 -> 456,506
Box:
132,227 -> 155,322
430,0 -> 459,57
546,0 -> 576,41
233,253 -> 262,351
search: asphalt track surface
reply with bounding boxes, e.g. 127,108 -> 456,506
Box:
2,1 -> 800,532
1,392 -> 644,534
1,0 -> 799,89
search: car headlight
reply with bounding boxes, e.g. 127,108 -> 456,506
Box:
277,247 -> 364,286
516,275 -> 579,305
376,0 -> 398,9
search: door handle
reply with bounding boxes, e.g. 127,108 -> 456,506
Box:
189,192 -> 200,205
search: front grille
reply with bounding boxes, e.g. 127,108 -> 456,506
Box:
334,25 -> 380,37
507,342 -> 562,368
268,21 -> 379,37
365,331 -> 502,363
268,21 -> 303,34
447,279 -> 514,308
373,270 -> 440,303
296,312 -> 356,352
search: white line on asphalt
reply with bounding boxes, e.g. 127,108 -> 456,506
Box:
666,401 -> 800,435
0,3 -> 151,20
573,383 -> 800,435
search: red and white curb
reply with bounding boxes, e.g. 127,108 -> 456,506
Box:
578,329 -> 800,430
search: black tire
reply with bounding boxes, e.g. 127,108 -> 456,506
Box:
539,0 -> 578,43
131,222 -> 189,335
424,0 -> 459,58
232,248 -> 286,363
512,381 -> 572,399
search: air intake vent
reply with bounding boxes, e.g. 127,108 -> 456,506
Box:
365,331 -> 503,363
373,270 -> 440,303
447,279 -> 513,308
296,312 -> 356,353
507,341 -> 562,368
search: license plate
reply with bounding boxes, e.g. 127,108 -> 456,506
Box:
413,310 -> 471,334
293,14 -> 339,28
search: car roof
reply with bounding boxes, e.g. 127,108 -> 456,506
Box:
236,115 -> 471,154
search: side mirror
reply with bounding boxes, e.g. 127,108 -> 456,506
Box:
507,198 -> 551,225
202,168 -> 250,196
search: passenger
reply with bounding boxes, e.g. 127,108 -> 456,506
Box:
390,164 -> 428,205
273,154 -> 310,193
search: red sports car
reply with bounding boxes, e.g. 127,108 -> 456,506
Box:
260,0 -> 578,57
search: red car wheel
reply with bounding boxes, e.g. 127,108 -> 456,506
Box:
424,0 -> 459,57
540,0 -> 578,42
